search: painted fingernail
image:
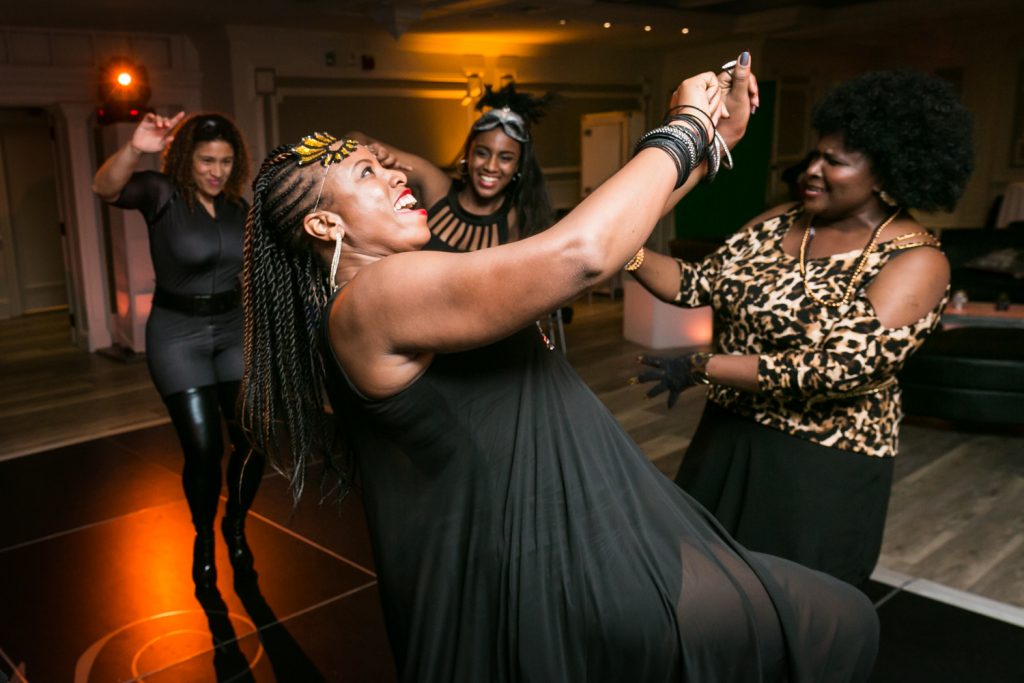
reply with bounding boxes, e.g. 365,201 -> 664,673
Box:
740,51 -> 750,66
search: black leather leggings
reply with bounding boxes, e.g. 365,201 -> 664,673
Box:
163,382 -> 265,534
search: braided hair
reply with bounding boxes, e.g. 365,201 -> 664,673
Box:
461,83 -> 555,238
240,143 -> 349,504
161,113 -> 250,211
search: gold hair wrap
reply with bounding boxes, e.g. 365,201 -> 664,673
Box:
293,132 -> 359,167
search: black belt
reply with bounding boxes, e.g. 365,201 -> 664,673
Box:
152,287 -> 241,316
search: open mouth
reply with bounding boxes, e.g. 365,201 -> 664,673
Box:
394,190 -> 419,212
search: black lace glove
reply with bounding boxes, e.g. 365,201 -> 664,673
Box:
630,352 -> 712,409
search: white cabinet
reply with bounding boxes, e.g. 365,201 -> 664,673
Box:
580,110 -> 645,199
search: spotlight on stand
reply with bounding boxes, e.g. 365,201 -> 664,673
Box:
97,57 -> 152,125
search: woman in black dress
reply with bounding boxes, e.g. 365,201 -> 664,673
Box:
93,112 -> 264,591
348,83 -> 554,252
242,57 -> 878,682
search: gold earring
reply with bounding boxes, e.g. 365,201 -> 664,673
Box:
878,189 -> 898,207
329,231 -> 343,293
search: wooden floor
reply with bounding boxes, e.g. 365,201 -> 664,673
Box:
2,302 -> 1022,610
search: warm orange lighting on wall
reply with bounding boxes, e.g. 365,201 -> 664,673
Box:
461,73 -> 484,106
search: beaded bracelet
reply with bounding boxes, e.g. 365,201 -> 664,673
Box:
633,122 -> 708,189
624,247 -> 645,272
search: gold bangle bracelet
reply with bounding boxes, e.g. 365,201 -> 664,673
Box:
624,247 -> 645,272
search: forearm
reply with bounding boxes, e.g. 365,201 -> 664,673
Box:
705,353 -> 760,392
92,142 -> 144,202
628,249 -> 683,302
556,147 -> 683,281
660,162 -> 707,218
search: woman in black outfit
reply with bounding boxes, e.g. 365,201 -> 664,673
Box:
240,56 -> 878,682
93,111 -> 264,591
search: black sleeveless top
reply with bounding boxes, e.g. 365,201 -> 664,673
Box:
424,181 -> 513,252
321,296 -> 879,682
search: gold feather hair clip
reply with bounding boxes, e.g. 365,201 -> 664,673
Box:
293,132 -> 359,167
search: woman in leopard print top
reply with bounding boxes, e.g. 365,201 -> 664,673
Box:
629,70 -> 975,585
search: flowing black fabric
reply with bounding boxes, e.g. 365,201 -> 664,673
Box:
677,402 -> 894,586
323,318 -> 878,682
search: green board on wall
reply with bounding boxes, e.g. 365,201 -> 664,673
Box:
674,81 -> 776,240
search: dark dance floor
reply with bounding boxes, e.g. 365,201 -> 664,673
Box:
0,424 -> 1021,682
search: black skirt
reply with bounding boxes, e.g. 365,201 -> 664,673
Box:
676,401 -> 894,586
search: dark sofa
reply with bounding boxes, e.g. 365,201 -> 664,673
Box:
939,223 -> 1024,303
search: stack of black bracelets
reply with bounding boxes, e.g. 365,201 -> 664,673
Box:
633,105 -> 733,189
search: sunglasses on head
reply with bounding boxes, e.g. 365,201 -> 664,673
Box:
471,107 -> 530,144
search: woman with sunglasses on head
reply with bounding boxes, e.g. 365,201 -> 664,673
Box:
348,83 -> 554,253
93,112 -> 264,592
242,56 -> 878,682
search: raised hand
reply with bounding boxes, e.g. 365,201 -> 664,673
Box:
668,71 -> 723,141
366,142 -> 413,172
717,52 -> 759,148
130,111 -> 185,154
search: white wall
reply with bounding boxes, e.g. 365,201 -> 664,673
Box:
0,26 -> 201,350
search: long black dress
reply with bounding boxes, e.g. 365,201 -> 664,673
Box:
324,318 -> 878,682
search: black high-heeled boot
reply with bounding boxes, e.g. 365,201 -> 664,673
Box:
221,514 -> 255,574
193,531 -> 217,591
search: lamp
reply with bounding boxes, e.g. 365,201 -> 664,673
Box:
96,56 -> 151,125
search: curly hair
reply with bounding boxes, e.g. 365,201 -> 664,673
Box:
240,142 -> 349,505
811,71 -> 974,212
162,112 -> 251,211
459,83 -> 555,238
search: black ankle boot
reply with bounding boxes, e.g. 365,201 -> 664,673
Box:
221,514 -> 255,574
192,532 -> 217,591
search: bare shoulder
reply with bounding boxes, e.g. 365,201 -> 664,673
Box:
868,236 -> 950,327
742,201 -> 799,231
328,256 -> 435,399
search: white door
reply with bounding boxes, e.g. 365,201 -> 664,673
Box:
0,108 -> 68,319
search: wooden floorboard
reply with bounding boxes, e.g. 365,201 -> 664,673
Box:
2,300 -> 1022,609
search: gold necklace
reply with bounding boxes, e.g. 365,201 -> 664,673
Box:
799,209 -> 901,307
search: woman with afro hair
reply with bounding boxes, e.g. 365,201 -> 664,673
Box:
629,69 -> 974,587
93,112 -> 264,592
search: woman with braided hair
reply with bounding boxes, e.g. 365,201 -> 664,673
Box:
348,82 -> 554,252
93,111 -> 264,592
242,58 -> 878,682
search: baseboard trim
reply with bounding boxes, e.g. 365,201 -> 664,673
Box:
872,565 -> 1024,628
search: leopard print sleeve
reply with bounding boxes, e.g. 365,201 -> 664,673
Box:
672,218 -> 781,308
757,277 -> 946,400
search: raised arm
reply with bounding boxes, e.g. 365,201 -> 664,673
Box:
335,73 -> 727,396
345,130 -> 453,209
92,111 -> 184,202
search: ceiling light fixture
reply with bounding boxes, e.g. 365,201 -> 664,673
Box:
681,27 -> 690,34
603,21 -> 612,28
644,25 -> 652,32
